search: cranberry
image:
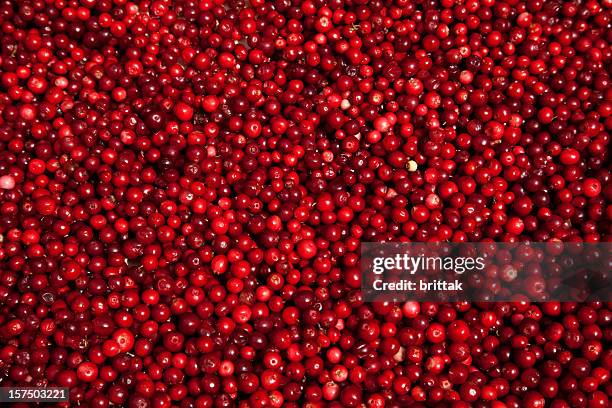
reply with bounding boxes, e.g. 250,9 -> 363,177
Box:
0,0 -> 609,406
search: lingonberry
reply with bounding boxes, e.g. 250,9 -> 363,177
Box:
0,0 -> 609,406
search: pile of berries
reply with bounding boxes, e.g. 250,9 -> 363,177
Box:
0,0 -> 610,406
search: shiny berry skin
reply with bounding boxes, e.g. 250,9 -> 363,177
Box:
0,0 -> 609,407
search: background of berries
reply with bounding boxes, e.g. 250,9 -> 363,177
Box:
0,0 -> 610,406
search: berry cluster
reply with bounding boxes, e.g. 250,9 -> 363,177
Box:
0,0 -> 610,407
